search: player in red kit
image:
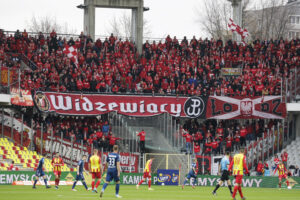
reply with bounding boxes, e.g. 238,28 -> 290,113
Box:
137,130 -> 146,154
51,152 -> 64,189
274,160 -> 291,189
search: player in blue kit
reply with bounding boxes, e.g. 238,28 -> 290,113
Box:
33,155 -> 51,189
212,151 -> 233,195
182,158 -> 198,189
72,155 -> 89,191
100,145 -> 122,198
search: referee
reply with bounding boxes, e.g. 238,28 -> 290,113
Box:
212,151 -> 233,195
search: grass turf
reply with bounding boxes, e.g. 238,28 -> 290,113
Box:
0,185 -> 299,200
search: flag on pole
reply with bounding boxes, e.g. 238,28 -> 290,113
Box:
228,18 -> 249,41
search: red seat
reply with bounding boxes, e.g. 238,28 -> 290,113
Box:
20,147 -> 23,150
26,163 -> 30,167
2,155 -> 6,159
28,159 -> 32,163
70,168 -> 74,172
12,146 -> 16,150
18,155 -> 22,159
32,155 -> 36,159
20,159 -> 24,163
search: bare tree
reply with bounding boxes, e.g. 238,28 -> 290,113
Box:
107,11 -> 152,40
197,0 -> 250,40
26,15 -> 77,34
245,0 -> 293,40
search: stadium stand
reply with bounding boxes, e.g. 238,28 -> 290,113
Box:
0,137 -> 72,172
0,29 -> 298,96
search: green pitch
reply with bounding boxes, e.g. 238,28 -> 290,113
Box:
0,185 -> 299,200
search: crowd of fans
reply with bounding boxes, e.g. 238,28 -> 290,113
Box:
31,114 -> 121,152
180,118 -> 281,155
0,29 -> 299,96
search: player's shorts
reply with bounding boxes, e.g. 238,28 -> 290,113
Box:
221,170 -> 230,181
187,173 -> 197,179
279,174 -> 287,180
75,173 -> 85,181
35,169 -> 45,177
54,171 -> 62,177
143,172 -> 151,179
91,172 -> 101,179
106,170 -> 120,182
234,175 -> 243,184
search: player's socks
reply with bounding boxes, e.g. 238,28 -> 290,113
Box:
44,179 -> 48,187
228,185 -> 233,194
116,184 -> 120,195
91,181 -> 95,190
138,179 -> 144,185
72,181 -> 77,189
213,184 -> 220,192
101,183 -> 108,192
33,180 -> 38,187
232,185 -> 238,198
148,180 -> 151,188
279,183 -> 281,188
95,180 -> 101,189
82,181 -> 88,190
237,186 -> 244,198
57,179 -> 60,186
183,179 -> 188,185
286,181 -> 290,186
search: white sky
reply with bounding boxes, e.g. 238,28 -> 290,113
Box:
0,0 -> 266,39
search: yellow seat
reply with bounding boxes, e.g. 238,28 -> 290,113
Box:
23,163 -> 27,168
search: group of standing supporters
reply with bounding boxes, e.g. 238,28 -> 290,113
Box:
32,145 -> 122,199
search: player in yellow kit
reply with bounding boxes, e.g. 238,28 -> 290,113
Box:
274,160 -> 291,189
89,149 -> 102,193
136,158 -> 154,190
228,148 -> 249,200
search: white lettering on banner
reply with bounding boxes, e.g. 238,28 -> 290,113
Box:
7,174 -> 13,184
160,104 -> 167,112
147,103 -> 158,113
198,178 -> 207,186
254,179 -> 263,187
208,178 -> 216,186
82,97 -> 93,111
75,99 -> 81,111
120,103 -> 137,113
109,102 -> 118,111
170,104 -> 181,117
242,179 -> 254,187
140,101 -> 145,113
95,102 -> 107,112
50,95 -> 72,110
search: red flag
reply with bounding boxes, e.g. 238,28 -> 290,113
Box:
63,45 -> 78,67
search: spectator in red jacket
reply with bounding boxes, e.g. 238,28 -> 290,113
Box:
281,151 -> 288,168
256,161 -> 264,176
194,142 -> 201,155
107,133 -> 121,152
8,161 -> 15,171
240,126 -> 247,147
211,139 -> 219,155
204,138 -> 212,155
226,135 -> 233,152
182,130 -> 192,154
137,129 -> 146,154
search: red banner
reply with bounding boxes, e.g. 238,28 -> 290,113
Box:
33,92 -> 286,119
206,96 -> 286,119
33,92 -> 207,118
11,87 -> 34,106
